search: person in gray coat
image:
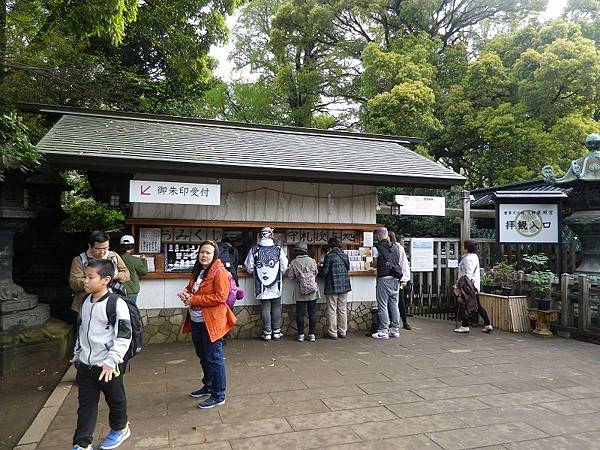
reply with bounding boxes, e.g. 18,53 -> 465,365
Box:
287,242 -> 320,342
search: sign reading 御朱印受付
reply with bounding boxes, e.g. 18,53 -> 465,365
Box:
129,180 -> 221,205
498,204 -> 559,243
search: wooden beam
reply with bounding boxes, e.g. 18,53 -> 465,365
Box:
377,206 -> 495,218
126,218 -> 381,231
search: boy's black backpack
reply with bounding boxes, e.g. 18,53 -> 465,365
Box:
106,293 -> 143,361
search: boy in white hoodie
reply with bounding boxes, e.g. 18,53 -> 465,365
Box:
72,259 -> 132,450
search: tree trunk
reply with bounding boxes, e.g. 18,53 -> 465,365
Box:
0,0 -> 6,84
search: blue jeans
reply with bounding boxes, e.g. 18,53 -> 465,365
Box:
190,321 -> 226,401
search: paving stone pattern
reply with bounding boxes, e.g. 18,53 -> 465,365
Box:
37,318 -> 600,450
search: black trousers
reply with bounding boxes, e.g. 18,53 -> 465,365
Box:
296,300 -> 317,335
73,363 -> 128,447
461,294 -> 491,327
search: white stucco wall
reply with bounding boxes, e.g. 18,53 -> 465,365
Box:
131,174 -> 377,224
137,275 -> 376,310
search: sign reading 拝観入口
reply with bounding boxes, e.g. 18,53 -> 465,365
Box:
129,180 -> 221,205
498,204 -> 559,243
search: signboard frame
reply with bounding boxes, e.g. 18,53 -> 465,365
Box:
495,198 -> 563,245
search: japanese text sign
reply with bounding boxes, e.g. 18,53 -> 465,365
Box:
285,229 -> 357,245
498,203 -> 559,243
129,180 -> 221,205
138,228 -> 161,253
394,195 -> 445,216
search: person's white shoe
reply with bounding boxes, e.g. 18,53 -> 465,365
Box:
297,334 -> 305,342
482,325 -> 493,333
371,330 -> 389,339
389,328 -> 400,338
453,326 -> 470,333
262,331 -> 272,341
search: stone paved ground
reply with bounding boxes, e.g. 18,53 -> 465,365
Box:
33,318 -> 600,450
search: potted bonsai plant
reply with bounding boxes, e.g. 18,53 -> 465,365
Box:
481,271 -> 495,293
490,262 -> 518,295
528,270 -> 555,310
523,254 -> 555,310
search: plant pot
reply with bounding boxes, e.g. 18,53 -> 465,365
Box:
501,287 -> 513,296
536,298 -> 551,311
481,285 -> 494,294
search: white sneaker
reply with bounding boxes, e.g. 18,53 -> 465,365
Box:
482,325 -> 493,333
371,330 -> 389,339
272,329 -> 283,340
390,328 -> 400,338
453,326 -> 470,333
308,334 -> 316,342
297,334 -> 305,342
262,331 -> 272,341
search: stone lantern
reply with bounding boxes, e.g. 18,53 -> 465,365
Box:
543,133 -> 600,275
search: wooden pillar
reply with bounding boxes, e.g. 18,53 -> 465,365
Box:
460,190 -> 471,245
578,274 -> 590,331
560,273 -> 570,327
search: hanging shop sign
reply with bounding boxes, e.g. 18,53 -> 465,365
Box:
498,203 -> 559,244
411,238 -> 434,272
285,229 -> 357,245
160,227 -> 223,243
394,195 -> 445,216
129,180 -> 221,205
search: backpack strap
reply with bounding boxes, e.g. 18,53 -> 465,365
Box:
80,252 -> 88,267
106,293 -> 120,328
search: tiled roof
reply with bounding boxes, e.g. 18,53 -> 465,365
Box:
30,105 -> 466,187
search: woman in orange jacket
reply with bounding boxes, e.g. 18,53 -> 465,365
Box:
178,240 -> 237,409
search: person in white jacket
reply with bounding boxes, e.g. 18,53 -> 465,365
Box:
244,226 -> 288,340
72,259 -> 132,450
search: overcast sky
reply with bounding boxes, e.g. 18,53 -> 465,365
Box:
210,0 -> 568,82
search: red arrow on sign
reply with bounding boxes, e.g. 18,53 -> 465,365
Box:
140,185 -> 151,196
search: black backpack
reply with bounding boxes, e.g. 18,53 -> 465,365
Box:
106,293 -> 143,361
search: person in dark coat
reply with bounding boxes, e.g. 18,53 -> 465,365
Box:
322,237 -> 351,339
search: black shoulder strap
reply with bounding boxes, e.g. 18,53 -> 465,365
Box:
106,294 -> 119,327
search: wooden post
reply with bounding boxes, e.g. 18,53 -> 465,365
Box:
460,190 -> 471,245
560,273 -> 570,327
578,274 -> 590,331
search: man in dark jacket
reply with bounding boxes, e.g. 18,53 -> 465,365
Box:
372,227 -> 402,339
322,237 -> 351,339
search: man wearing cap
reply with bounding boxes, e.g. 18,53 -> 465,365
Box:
244,226 -> 289,340
119,234 -> 148,304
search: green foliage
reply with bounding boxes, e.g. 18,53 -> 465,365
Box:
522,253 -> 549,272
489,261 -> 519,287
0,114 -> 42,180
60,171 -> 124,233
527,270 -> 555,299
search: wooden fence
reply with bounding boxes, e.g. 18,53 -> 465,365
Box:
404,237 -> 577,322
552,274 -> 600,342
404,238 -> 460,320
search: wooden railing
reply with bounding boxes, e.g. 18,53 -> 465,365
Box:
553,274 -> 600,341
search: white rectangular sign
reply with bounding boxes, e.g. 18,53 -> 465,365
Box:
129,180 -> 220,205
411,238 -> 434,272
138,228 -> 161,253
499,203 -> 559,243
395,195 -> 445,216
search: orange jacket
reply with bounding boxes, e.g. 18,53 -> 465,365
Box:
182,260 -> 237,342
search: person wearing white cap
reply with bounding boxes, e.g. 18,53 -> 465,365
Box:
244,226 -> 288,340
119,235 -> 148,304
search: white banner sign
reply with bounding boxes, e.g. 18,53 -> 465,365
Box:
499,203 -> 559,243
285,229 -> 357,245
129,180 -> 220,205
394,195 -> 445,216
411,238 -> 434,272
